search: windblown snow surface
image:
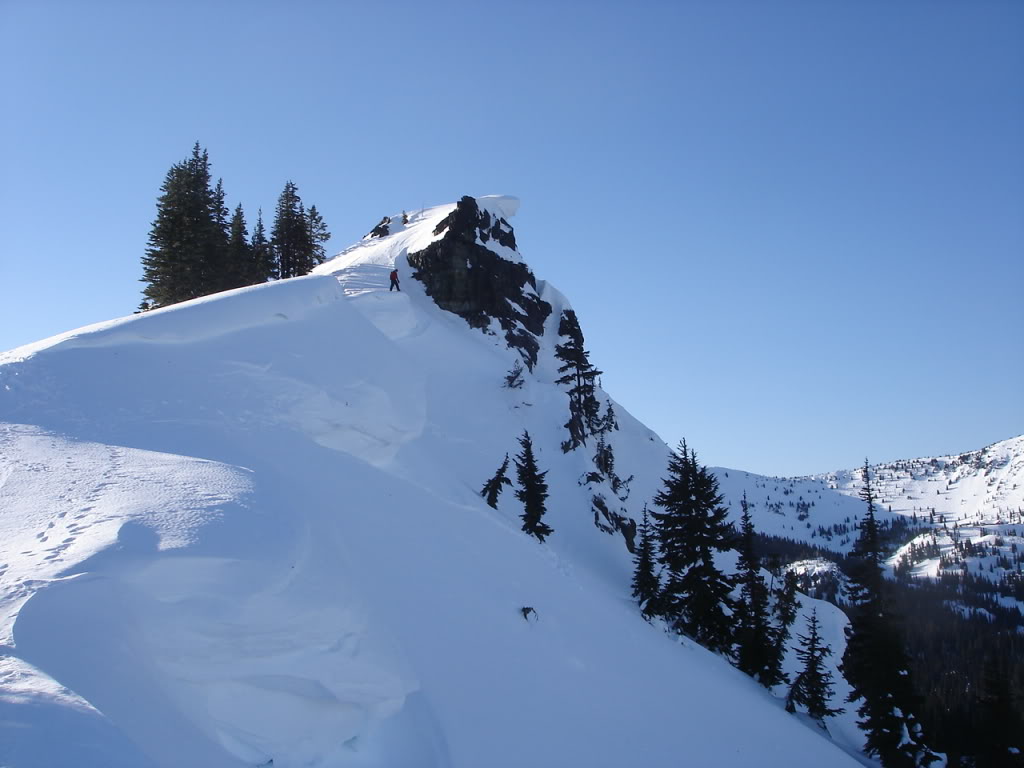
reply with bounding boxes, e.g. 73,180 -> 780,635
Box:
0,197 -> 866,767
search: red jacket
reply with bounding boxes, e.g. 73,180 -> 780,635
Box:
390,270 -> 399,281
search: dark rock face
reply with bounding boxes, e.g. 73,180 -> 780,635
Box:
407,196 -> 551,369
591,493 -> 638,553
367,216 -> 391,239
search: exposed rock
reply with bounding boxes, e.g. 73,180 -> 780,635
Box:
592,493 -> 638,553
367,216 -> 391,239
407,196 -> 551,369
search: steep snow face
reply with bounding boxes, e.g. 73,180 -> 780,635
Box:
0,198 -> 861,768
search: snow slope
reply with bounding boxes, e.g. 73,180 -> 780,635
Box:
0,197 -> 862,767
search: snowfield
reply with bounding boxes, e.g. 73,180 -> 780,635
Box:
0,197 -> 866,767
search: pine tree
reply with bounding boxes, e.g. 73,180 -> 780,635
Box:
771,569 -> 799,683
141,143 -> 228,308
631,504 -> 661,617
786,609 -> 844,722
599,402 -> 619,435
480,453 -> 513,509
225,204 -> 252,289
554,310 -> 602,452
271,181 -> 313,279
199,176 -> 233,294
734,493 -> 779,685
249,209 -> 276,283
514,431 -> 553,542
650,441 -> 735,653
306,204 -> 331,267
842,460 -> 942,767
593,434 -> 614,479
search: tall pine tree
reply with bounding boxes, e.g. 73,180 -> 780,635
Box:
306,204 -> 332,266
141,143 -> 228,308
650,441 -> 735,653
271,181 -> 313,279
734,493 -> 780,685
631,504 -> 660,618
554,310 -> 602,452
786,609 -> 844,724
514,431 -> 553,542
842,460 -> 941,767
224,204 -> 252,290
249,209 -> 276,283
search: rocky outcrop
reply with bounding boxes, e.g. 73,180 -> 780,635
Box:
407,196 -> 551,369
367,216 -> 391,238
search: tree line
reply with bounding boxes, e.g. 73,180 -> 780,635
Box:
140,143 -> 330,310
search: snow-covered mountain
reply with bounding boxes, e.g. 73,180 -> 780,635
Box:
1,195 -> 868,767
711,439 -> 1024,615
810,436 -> 1024,527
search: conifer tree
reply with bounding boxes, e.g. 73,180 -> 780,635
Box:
593,434 -> 614,479
480,453 -> 513,509
734,493 -> 778,684
141,143 -> 228,308
249,209 -> 276,283
514,431 -> 553,542
225,204 -> 252,289
786,609 -> 843,723
631,504 -> 660,618
771,569 -> 800,683
554,310 -> 602,452
306,205 -> 332,266
651,441 -> 735,653
272,181 -> 313,279
203,177 -> 234,293
842,460 -> 941,767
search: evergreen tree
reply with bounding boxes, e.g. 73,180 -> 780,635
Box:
842,460 -> 942,767
650,441 -> 735,653
514,431 -> 553,542
480,453 -> 513,509
249,209 -> 276,283
593,434 -> 614,479
141,143 -> 228,307
554,310 -> 602,452
225,204 -> 252,289
203,177 -> 233,293
786,609 -> 844,722
774,573 -> 798,638
271,181 -> 313,279
306,204 -> 331,266
773,568 -> 800,667
631,504 -> 661,617
734,493 -> 779,684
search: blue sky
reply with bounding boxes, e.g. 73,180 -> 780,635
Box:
1,0 -> 1021,476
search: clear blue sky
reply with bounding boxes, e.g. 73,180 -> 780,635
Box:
2,0 -> 1021,476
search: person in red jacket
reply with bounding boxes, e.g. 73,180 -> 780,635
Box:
389,269 -> 400,292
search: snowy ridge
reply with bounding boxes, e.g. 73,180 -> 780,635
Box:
0,196 -> 862,767
714,467 -> 900,554
809,435 -> 1024,526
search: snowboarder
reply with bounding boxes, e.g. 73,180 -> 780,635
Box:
389,269 -> 400,292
